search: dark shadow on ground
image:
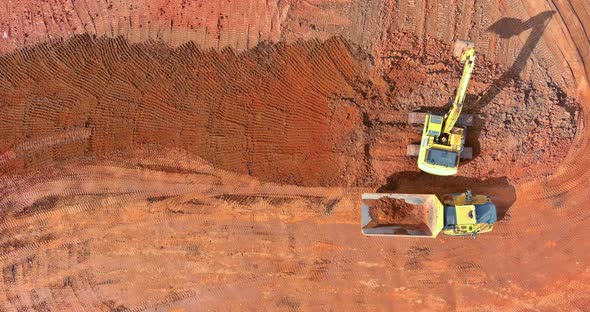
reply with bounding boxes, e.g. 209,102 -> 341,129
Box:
466,11 -> 555,160
377,171 -> 516,221
471,10 -> 555,112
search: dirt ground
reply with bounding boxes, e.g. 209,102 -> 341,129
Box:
1,0 -> 590,311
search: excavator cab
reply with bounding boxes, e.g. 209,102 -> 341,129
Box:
418,114 -> 465,175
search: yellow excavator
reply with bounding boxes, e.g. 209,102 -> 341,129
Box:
361,190 -> 497,238
408,40 -> 477,176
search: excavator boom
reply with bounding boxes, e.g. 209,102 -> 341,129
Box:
443,48 -> 476,133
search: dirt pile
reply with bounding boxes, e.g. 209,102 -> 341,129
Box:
366,197 -> 429,231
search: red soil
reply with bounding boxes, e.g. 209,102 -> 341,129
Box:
0,33 -> 578,188
366,197 -> 429,231
1,0 -> 590,311
0,35 -> 371,187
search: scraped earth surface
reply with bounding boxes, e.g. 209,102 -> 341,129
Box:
1,0 -> 590,311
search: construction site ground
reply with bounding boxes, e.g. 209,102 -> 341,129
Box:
0,0 -> 589,311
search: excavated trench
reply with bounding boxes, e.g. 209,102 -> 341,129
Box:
0,34 -> 579,188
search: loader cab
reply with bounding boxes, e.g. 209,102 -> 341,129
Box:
442,202 -> 497,236
425,115 -> 443,137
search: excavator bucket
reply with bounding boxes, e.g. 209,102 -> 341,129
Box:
453,39 -> 475,58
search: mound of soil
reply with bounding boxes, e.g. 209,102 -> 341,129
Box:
367,197 -> 429,232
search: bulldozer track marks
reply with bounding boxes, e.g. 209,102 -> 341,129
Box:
0,0 -> 589,310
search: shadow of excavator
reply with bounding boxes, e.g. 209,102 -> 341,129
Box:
465,10 -> 556,158
473,10 -> 555,110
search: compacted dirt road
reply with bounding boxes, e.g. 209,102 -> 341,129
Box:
0,0 -> 589,311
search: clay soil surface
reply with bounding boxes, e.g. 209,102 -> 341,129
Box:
1,0 -> 590,311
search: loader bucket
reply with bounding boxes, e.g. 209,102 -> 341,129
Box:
453,39 -> 475,58
361,193 -> 444,237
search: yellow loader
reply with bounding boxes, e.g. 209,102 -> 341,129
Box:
361,190 -> 497,238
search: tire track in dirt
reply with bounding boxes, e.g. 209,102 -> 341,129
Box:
0,150 -> 354,239
0,154 -> 585,310
517,0 -> 590,201
0,0 -> 589,310
0,186 -> 584,310
0,24 -> 584,310
3,1 -> 386,55
0,35 -> 375,187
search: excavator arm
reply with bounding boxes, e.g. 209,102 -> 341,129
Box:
442,48 -> 476,134
413,40 -> 477,176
